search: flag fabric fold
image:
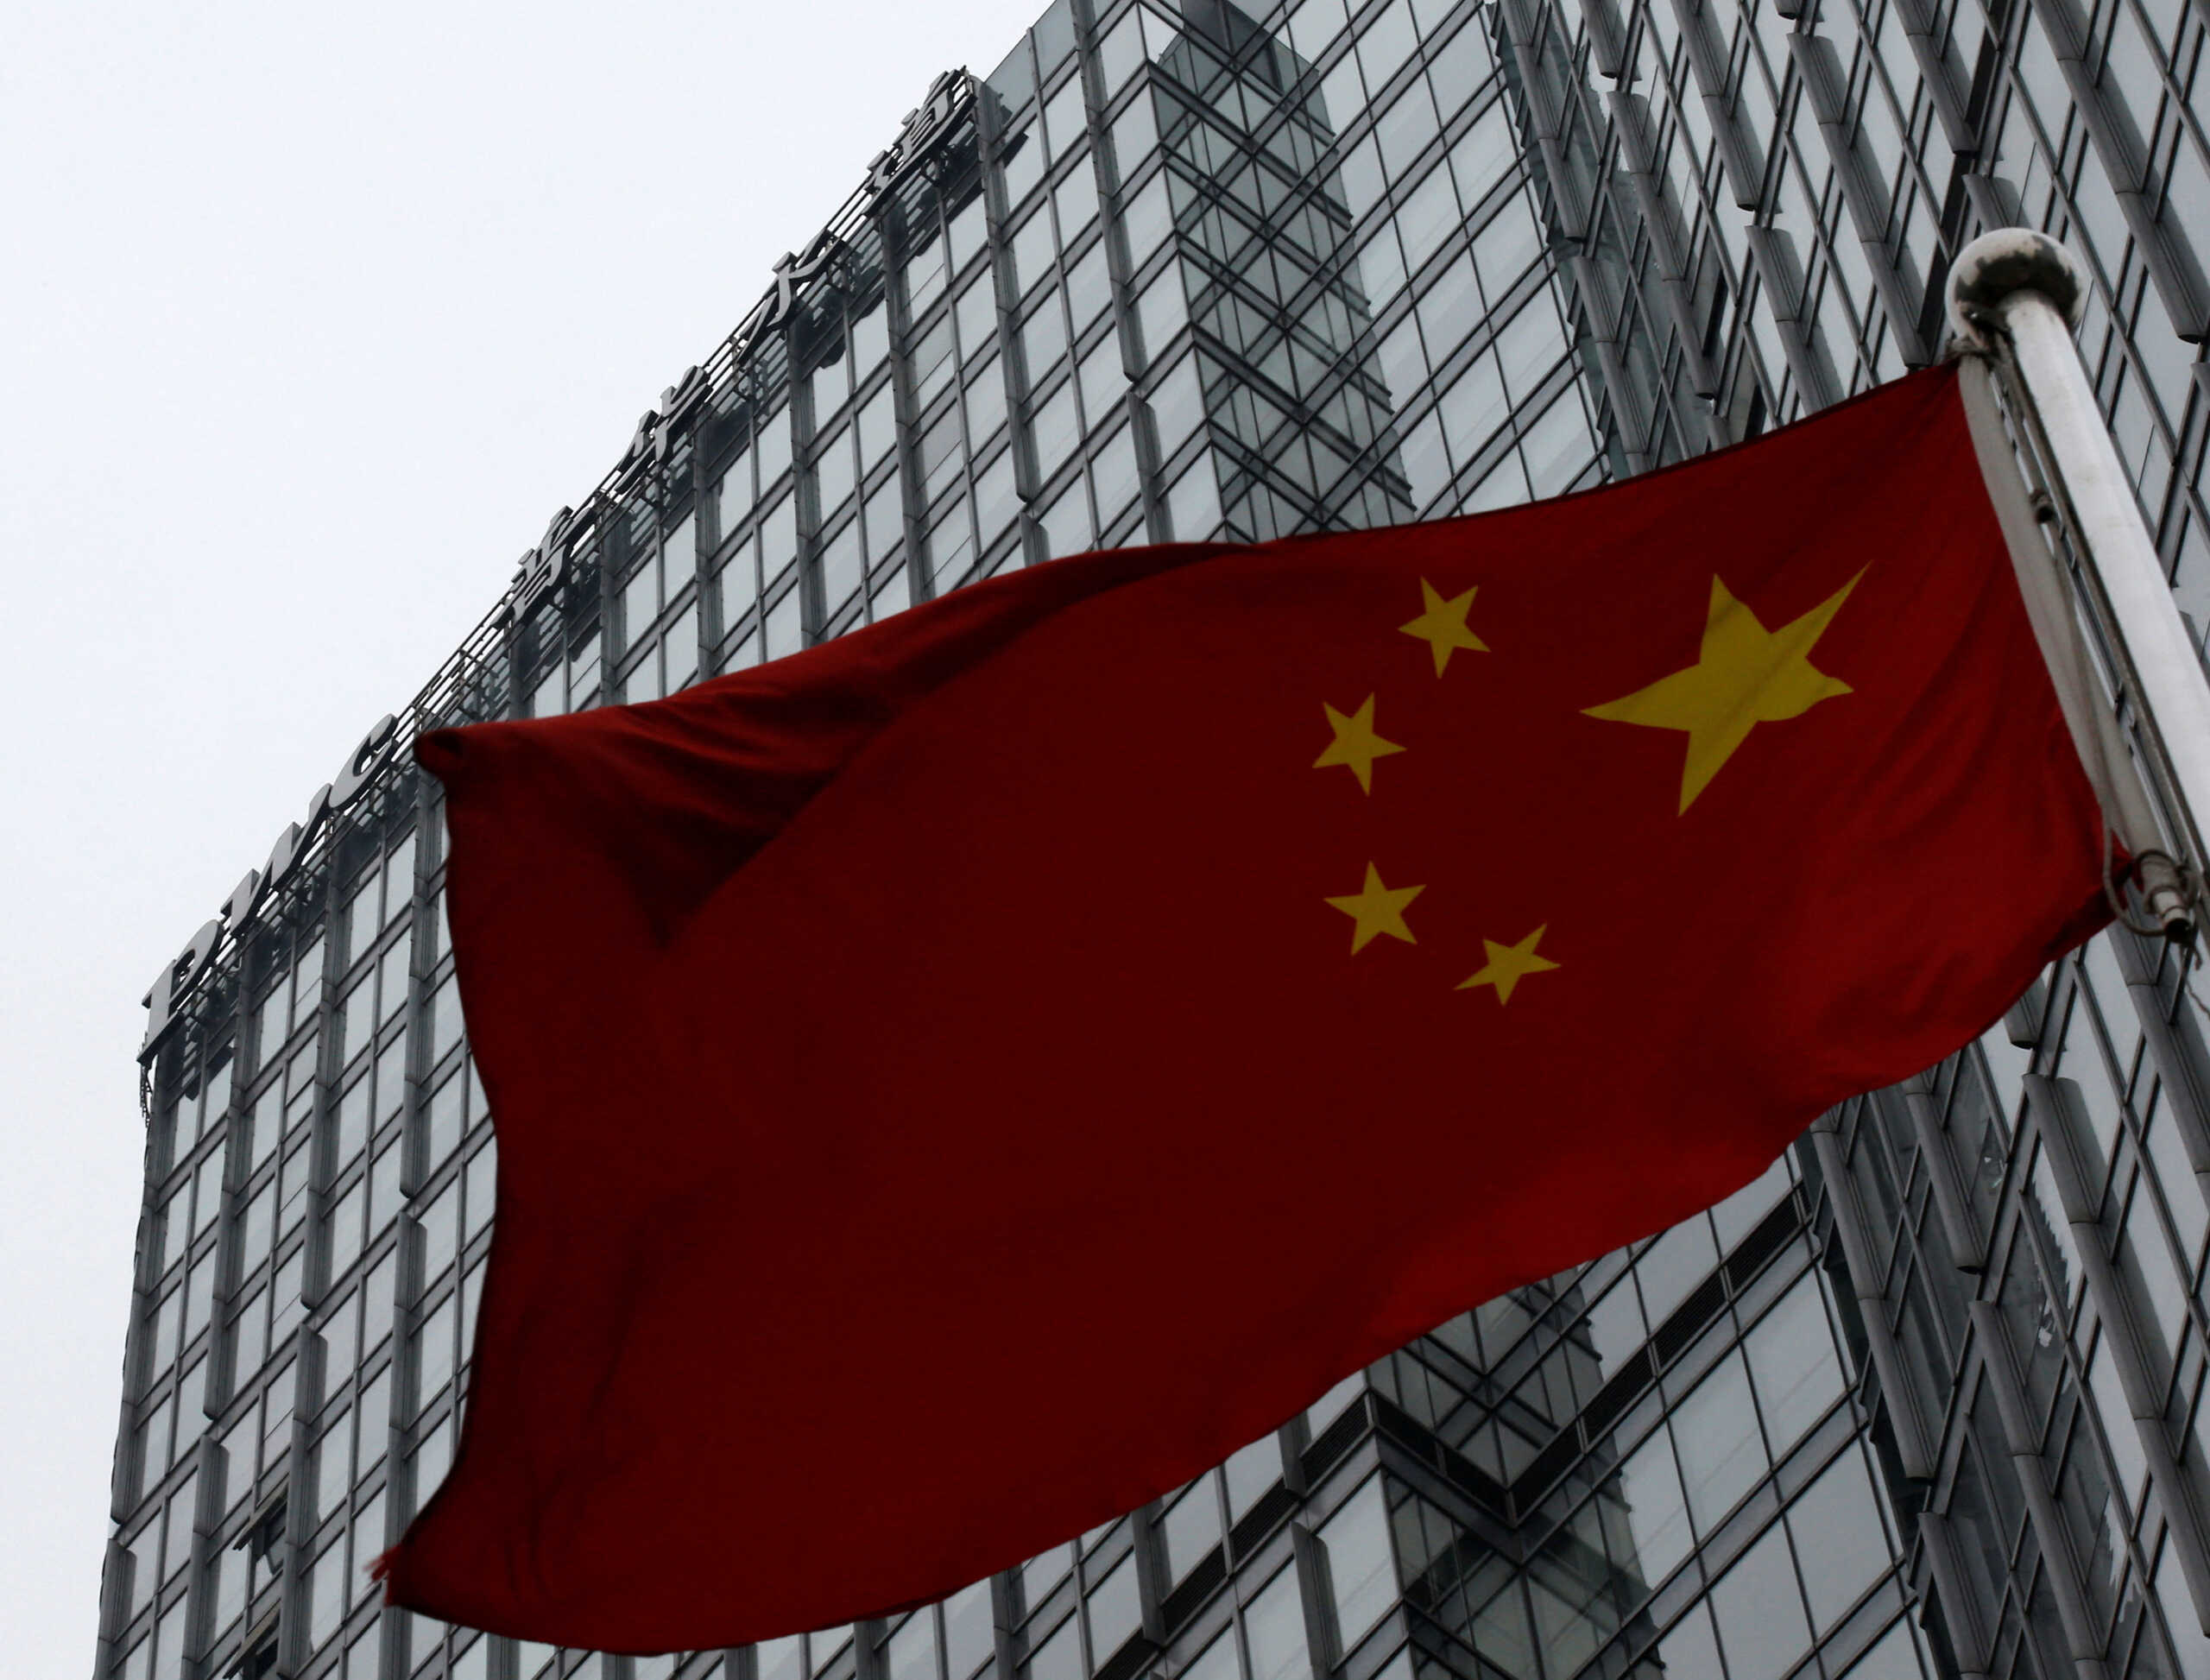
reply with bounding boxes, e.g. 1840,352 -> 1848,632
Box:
382,364 -> 2110,1652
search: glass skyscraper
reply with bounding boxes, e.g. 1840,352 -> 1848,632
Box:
99,0 -> 2210,1676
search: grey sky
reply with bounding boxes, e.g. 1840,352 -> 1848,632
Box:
0,3 -> 1044,1669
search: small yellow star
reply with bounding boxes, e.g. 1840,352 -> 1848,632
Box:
1456,925 -> 1561,1004
1313,695 -> 1405,794
1584,572 -> 1862,812
1399,579 -> 1489,676
1324,863 -> 1425,953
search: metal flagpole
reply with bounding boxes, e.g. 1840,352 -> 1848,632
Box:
1948,229 -> 2210,938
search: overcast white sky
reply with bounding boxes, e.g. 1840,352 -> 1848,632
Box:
0,3 -> 1046,1669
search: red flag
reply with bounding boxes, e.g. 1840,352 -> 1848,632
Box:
382,365 -> 2107,1651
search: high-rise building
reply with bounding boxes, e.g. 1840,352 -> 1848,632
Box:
99,0 -> 2210,1677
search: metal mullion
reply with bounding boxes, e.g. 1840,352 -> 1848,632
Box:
1500,0 -> 1600,237
1787,28 -> 1935,357
1814,1110 -> 1940,1476
1968,1298 -> 2118,1675
1744,211 -> 1847,408
2113,931 -> 2210,1241
1888,0 -> 1981,149
1901,1074 -> 1995,1273
1845,0 -> 1964,215
1607,86 -> 1731,403
1659,0 -> 1770,206
2026,0 -> 2210,335
2025,1073 -> 2210,1627
1920,1507 -> 1998,1678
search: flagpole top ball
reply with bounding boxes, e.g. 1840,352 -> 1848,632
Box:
1949,229 -> 2087,342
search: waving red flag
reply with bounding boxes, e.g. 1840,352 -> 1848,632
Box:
382,365 -> 2108,1651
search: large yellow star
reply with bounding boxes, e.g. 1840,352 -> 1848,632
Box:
1313,695 -> 1405,794
1325,863 -> 1425,953
1456,925 -> 1561,1004
1400,578 -> 1489,675
1583,572 -> 1864,812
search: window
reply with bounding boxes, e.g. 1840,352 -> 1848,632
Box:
957,275 -> 999,361
1003,126 -> 1046,205
1358,0 -> 1419,85
416,1296 -> 457,1408
976,452 -> 1021,550
1470,186 -> 1541,303
1786,1445 -> 1894,1632
1055,161 -> 1101,238
623,554 -> 661,648
1012,210 -> 1058,296
1745,1273 -> 1845,1452
887,1611 -> 937,1680
717,444 -> 755,535
1394,166 -> 1459,276
1436,353 -> 1506,465
823,522 -> 865,616
1494,296 -> 1568,401
811,338 -> 850,420
930,497 -> 976,590
966,360 -> 1009,444
1161,1479 -> 1222,1582
429,974 -> 464,1064
871,568 -> 911,620
1078,336 -> 1126,431
1066,241 -> 1113,331
1317,1477 -> 1394,1655
1089,426 -> 1142,526
1032,382 -> 1081,480
921,408 -> 968,502
756,406 -> 794,489
1377,82 -> 1440,178
714,531 -> 759,638
1086,1556 -> 1140,1662
1120,174 -> 1173,266
1112,97 -> 1159,182
1044,77 -> 1086,161
905,234 -> 948,315
1673,1354 -> 1768,1532
1705,1523 -> 1810,1680
1041,480 -> 1096,567
857,384 -> 898,468
419,1179 -> 460,1287
1522,391 -> 1595,497
761,495 -> 799,585
1416,253 -> 1481,363
666,603 -> 699,690
765,587 -> 804,661
914,316 -> 957,407
862,477 -> 905,561
1023,294 -> 1070,384
1166,457 -> 1221,540
852,299 -> 890,376
817,425 -> 857,516
1136,264 -> 1190,362
376,936 -> 409,1024
665,510 -> 697,576
1223,1433 -> 1281,1519
944,1580 -> 993,1680
1243,1565 -> 1310,1680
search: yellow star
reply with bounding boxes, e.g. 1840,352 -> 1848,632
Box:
1399,578 -> 1489,675
1313,695 -> 1405,794
1324,863 -> 1425,953
1583,572 -> 1863,812
1456,925 -> 1561,1004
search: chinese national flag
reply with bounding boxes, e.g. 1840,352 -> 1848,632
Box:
382,365 -> 2107,1650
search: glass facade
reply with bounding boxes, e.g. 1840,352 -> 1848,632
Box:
98,0 -> 2210,1677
